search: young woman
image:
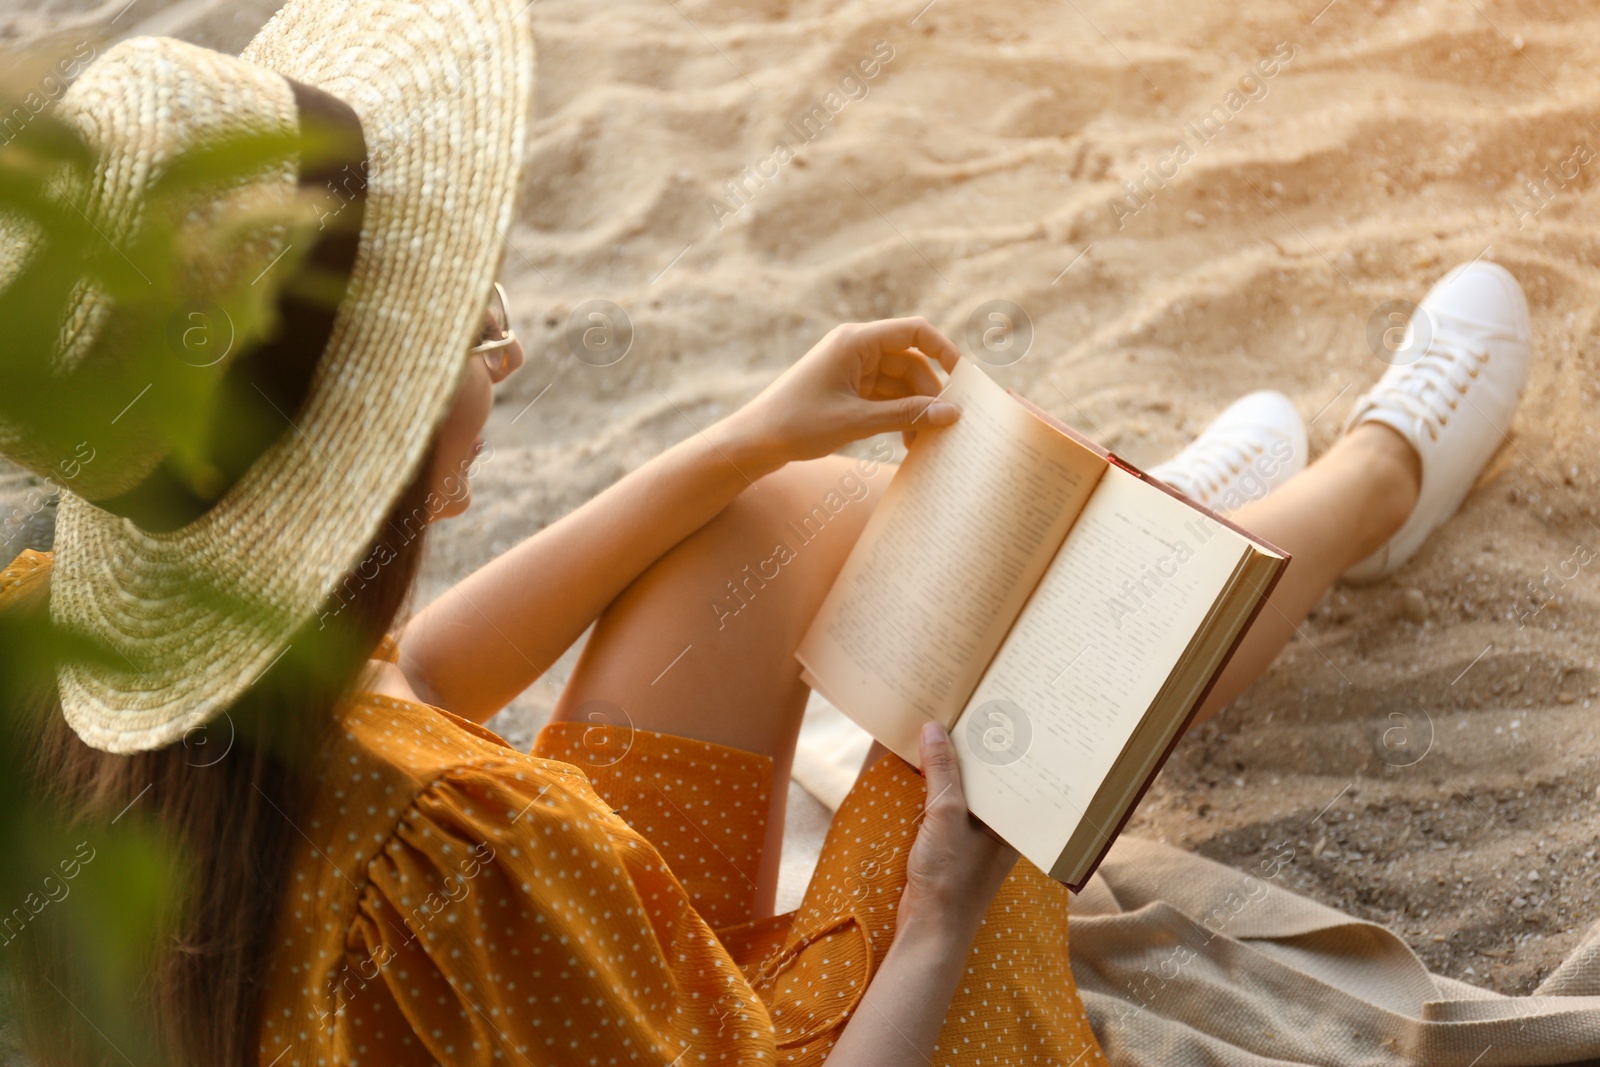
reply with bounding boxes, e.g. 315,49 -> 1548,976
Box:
1,0 -> 1531,1062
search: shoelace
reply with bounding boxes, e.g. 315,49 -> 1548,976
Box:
1364,328 -> 1491,443
1173,433 -> 1267,498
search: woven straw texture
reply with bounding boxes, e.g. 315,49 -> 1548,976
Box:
48,0 -> 534,753
0,42 -> 300,499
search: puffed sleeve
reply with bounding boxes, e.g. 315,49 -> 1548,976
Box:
0,549 -> 52,608
334,758 -> 778,1065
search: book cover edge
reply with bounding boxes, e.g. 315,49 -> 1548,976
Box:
1054,550 -> 1291,892
800,381 -> 1297,891
1005,385 -> 1297,891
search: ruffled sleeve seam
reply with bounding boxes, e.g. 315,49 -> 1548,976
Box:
346,754 -> 598,901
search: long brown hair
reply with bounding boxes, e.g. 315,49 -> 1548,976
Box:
8,459 -> 439,1067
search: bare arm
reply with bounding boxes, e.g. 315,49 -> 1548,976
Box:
827,920 -> 978,1064
398,318 -> 962,722
825,723 -> 1019,1066
398,429 -> 774,720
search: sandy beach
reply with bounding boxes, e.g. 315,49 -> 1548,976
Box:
6,0 -> 1600,999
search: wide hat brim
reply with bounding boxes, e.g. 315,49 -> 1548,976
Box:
50,0 -> 535,753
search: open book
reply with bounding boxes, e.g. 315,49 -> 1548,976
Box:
796,359 -> 1289,890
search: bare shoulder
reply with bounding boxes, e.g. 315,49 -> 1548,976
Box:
360,658 -> 426,704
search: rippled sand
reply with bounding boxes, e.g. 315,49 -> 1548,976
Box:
5,0 -> 1600,996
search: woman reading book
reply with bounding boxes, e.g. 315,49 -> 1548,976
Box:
1,1 -> 1531,1062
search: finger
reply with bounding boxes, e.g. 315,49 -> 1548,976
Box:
852,317 -> 962,373
854,393 -> 961,437
860,374 -> 917,402
873,349 -> 943,399
918,720 -> 966,812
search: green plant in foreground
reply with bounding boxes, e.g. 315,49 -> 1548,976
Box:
0,41 -> 359,1062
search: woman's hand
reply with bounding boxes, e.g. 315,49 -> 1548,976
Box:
823,721 -> 1017,1066
721,317 -> 963,471
897,720 -> 1019,942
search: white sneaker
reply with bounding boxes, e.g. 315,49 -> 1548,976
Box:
1342,261 -> 1531,582
1149,390 -> 1307,513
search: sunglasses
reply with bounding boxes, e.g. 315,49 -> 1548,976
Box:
468,281 -> 517,375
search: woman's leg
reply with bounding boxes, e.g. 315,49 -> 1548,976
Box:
551,453 -> 891,916
1187,420 -> 1421,727
551,417 -> 1422,911
843,421 -> 1427,759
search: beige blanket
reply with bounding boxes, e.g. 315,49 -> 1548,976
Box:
789,699 -> 1600,1065
1073,835 -> 1600,1066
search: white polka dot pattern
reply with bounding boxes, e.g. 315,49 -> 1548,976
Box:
0,556 -> 1108,1066
252,692 -> 1107,1066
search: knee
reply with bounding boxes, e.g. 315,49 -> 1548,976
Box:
719,452 -> 894,551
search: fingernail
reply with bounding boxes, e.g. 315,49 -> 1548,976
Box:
922,720 -> 943,745
926,401 -> 959,425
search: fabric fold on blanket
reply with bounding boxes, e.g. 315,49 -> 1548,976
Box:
789,694 -> 1600,1064
1074,835 -> 1600,1066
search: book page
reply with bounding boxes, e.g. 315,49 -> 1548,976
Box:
795,360 -> 1106,764
950,467 -> 1251,873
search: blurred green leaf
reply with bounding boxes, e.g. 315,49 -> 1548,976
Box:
0,43 -> 356,1063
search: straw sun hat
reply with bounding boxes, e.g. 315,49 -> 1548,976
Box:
1,0 -> 534,753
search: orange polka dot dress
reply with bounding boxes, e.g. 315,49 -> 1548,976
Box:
1,550 -> 1107,1066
